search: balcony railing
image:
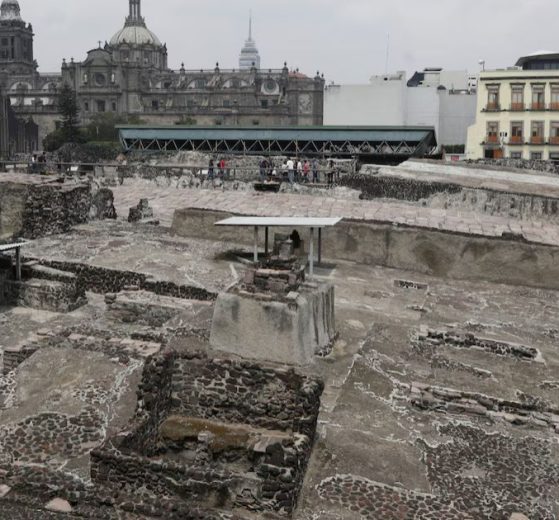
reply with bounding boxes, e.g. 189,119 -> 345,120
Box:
486,135 -> 499,143
531,102 -> 546,111
550,136 -> 559,145
486,102 -> 500,111
530,136 -> 544,144
510,103 -> 525,111
509,135 -> 523,144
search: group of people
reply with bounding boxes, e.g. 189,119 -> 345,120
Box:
207,158 -> 228,180
261,158 -> 338,186
206,156 -> 340,186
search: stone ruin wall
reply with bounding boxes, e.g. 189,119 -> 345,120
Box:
339,174 -> 559,222
91,350 -> 324,517
27,258 -> 217,302
461,158 -> 559,175
0,179 -> 117,241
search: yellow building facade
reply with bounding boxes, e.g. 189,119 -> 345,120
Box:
467,52 -> 559,160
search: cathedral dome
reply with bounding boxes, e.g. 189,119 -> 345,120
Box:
110,25 -> 161,47
1,0 -> 23,21
109,0 -> 162,47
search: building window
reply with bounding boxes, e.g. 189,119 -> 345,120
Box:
531,85 -> 545,110
260,99 -> 269,109
195,79 -> 206,89
511,85 -> 525,111
187,99 -> 195,107
84,102 -> 89,112
487,86 -> 500,110
96,100 -> 106,112
151,100 -> 159,110
486,121 -> 499,143
223,99 -> 231,108
550,152 -> 559,162
252,120 -> 260,126
550,122 -> 559,144
510,122 -> 523,144
531,152 -> 543,160
510,152 -> 523,159
1,38 -> 7,46
111,102 -> 117,111
531,121 -> 544,144
551,85 -> 559,110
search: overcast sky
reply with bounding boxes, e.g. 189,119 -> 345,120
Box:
17,0 -> 559,83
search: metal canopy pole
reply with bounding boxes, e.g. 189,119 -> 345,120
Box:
265,227 -> 269,257
15,246 -> 21,281
309,227 -> 315,279
253,226 -> 259,263
318,228 -> 322,265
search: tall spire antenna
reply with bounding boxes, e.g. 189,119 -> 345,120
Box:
249,10 -> 252,41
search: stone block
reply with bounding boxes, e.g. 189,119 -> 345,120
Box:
45,498 -> 72,513
210,282 -> 336,365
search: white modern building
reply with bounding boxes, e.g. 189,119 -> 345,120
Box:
466,51 -> 559,161
324,68 -> 478,148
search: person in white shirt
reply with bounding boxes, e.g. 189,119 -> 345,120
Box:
286,158 -> 295,185
296,160 -> 303,182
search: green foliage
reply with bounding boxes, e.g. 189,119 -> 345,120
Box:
58,83 -> 84,144
175,115 -> 197,126
42,128 -> 66,152
83,113 -> 146,142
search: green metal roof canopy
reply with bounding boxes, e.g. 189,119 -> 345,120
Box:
117,125 -> 437,158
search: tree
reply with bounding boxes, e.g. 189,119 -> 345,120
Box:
84,113 -> 146,143
175,115 -> 197,126
58,83 -> 83,144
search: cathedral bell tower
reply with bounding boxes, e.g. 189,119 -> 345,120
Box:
0,0 -> 35,75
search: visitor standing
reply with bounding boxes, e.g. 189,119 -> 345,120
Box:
327,160 -> 335,186
208,159 -> 215,181
259,158 -> 268,182
303,160 -> 310,183
312,158 -> 319,183
286,158 -> 295,185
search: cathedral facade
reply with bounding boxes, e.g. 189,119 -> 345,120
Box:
0,0 -> 325,148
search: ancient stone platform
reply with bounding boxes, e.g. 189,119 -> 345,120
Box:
211,281 -> 335,366
1,172 -> 559,518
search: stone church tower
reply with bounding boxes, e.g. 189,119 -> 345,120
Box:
0,0 -> 35,75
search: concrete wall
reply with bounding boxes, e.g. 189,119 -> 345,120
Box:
171,208 -> 559,290
210,283 -> 335,366
406,88 -> 440,131
438,91 -> 478,146
324,83 -> 406,126
324,78 -> 476,147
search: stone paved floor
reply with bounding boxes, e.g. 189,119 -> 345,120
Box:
381,159 -> 559,198
1,223 -> 559,517
112,180 -> 559,246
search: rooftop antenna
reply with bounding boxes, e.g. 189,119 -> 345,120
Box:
385,33 -> 390,74
249,9 -> 253,41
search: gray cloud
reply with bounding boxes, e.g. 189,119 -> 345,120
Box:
18,0 -> 559,82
